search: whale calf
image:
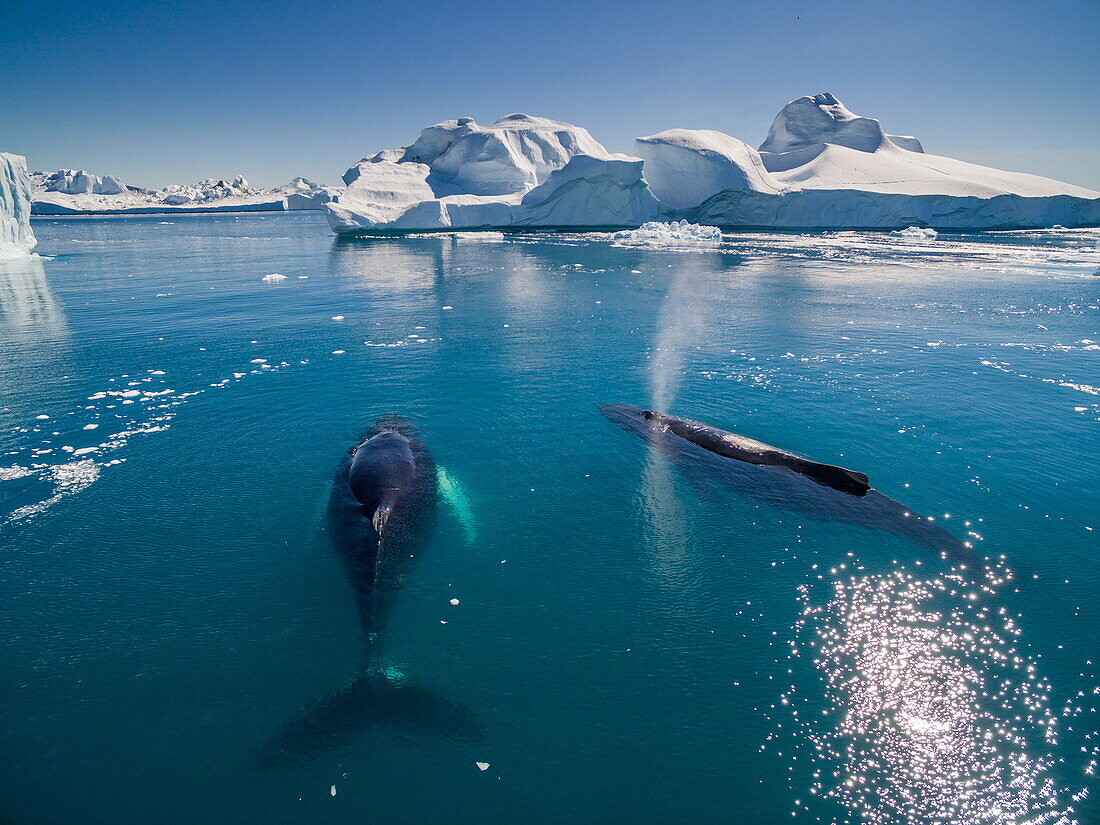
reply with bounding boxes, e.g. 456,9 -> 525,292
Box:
261,416 -> 475,765
599,403 -> 980,567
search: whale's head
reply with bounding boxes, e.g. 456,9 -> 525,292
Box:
599,403 -> 666,427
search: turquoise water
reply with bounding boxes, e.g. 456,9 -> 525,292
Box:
2,213 -> 1098,824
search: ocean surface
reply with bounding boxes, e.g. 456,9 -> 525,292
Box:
1,212 -> 1098,825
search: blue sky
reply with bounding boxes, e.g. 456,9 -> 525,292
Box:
2,0 -> 1098,189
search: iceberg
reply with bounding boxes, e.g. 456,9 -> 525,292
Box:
326,114 -> 661,232
277,177 -> 343,210
29,171 -> 305,214
1,152 -> 36,258
326,97 -> 1098,234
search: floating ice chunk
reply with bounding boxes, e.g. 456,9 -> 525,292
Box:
82,423 -> 99,430
890,226 -> 938,239
261,273 -> 286,283
331,315 -> 345,321
612,220 -> 722,244
250,359 -> 267,364
449,598 -> 460,605
36,414 -> 49,420
476,762 -> 490,771
332,350 -> 346,355
330,785 -> 336,797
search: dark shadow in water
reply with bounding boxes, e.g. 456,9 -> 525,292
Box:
259,672 -> 482,768
600,404 -> 982,570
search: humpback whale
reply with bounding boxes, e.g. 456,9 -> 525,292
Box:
261,416 -> 476,766
599,403 -> 980,568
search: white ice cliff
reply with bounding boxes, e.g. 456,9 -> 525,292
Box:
634,129 -> 780,210
327,95 -> 1099,233
1,153 -> 36,258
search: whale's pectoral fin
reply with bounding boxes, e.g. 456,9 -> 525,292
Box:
437,466 -> 476,544
259,670 -> 481,768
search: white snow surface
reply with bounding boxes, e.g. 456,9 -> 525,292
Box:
319,95 -> 1099,233
1,153 -> 36,258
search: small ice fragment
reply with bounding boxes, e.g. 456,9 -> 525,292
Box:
890,225 -> 937,239
82,424 -> 99,430
262,273 -> 287,283
36,414 -> 49,420
449,598 -> 460,605
332,316 -> 345,321
330,785 -> 336,797
442,306 -> 453,310
476,762 -> 490,771
250,359 -> 267,364
298,275 -> 309,279
332,350 -> 346,355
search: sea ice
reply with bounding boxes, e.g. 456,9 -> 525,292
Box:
891,226 -> 939,239
261,273 -> 286,283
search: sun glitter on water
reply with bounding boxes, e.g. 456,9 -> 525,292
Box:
777,561 -> 1098,824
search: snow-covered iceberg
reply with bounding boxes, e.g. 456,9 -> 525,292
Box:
28,172 -> 338,214
31,171 -> 289,214
681,94 -> 1099,229
325,114 -> 662,232
278,177 -> 342,210
326,98 -> 1098,234
1,153 -> 36,258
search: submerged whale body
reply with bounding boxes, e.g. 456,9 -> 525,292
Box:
599,403 -> 979,567
261,416 -> 476,766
